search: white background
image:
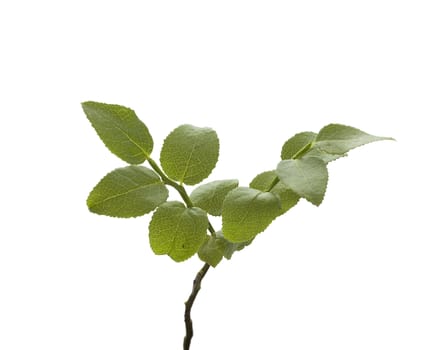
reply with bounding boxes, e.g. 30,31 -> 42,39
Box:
1,1 -> 441,349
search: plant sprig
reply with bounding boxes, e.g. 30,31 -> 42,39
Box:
82,101 -> 393,349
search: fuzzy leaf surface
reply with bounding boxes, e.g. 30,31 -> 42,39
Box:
160,124 -> 219,185
222,187 -> 281,243
149,202 -> 208,262
250,171 -> 300,215
87,166 -> 168,218
314,123 -> 393,155
82,101 -> 153,164
190,179 -> 238,216
277,158 -> 328,206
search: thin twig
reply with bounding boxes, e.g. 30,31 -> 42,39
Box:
183,263 -> 211,350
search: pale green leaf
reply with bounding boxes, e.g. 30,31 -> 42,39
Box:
198,235 -> 227,267
190,179 -> 239,216
149,202 -> 208,262
87,166 -> 168,218
198,231 -> 253,265
314,123 -> 394,155
82,101 -> 153,164
249,171 -> 300,215
281,132 -> 316,159
160,124 -> 219,185
216,231 -> 253,260
281,130 -> 346,163
198,230 -> 254,266
223,240 -> 252,259
277,158 -> 328,206
303,148 -> 346,163
222,187 -> 281,243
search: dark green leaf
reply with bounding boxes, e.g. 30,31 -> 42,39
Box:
222,187 -> 281,242
250,171 -> 300,215
87,166 -> 168,218
149,202 -> 208,262
82,101 -> 153,164
190,179 -> 239,216
277,158 -> 328,206
160,124 -> 219,185
314,123 -> 394,155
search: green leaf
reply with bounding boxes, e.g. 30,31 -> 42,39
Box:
198,231 -> 253,264
281,131 -> 316,159
249,171 -> 300,215
87,166 -> 168,218
160,124 -> 219,185
149,202 -> 208,262
82,101 -> 154,164
281,130 -> 346,163
276,158 -> 328,206
190,179 -> 239,216
222,187 -> 281,243
223,241 -> 251,259
198,230 -> 254,266
198,235 -> 227,267
218,231 -> 253,259
314,123 -> 394,155
303,147 -> 346,163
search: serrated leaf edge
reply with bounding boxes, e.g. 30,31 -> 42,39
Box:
314,123 -> 394,155
82,101 -> 153,164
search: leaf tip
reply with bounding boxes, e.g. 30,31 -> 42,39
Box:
80,100 -> 95,113
309,197 -> 324,207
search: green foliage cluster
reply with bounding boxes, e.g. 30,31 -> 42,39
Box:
83,101 -> 393,266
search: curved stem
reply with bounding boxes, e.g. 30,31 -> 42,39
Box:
183,263 -> 211,350
147,157 -> 216,235
147,157 -> 215,349
147,158 -> 193,205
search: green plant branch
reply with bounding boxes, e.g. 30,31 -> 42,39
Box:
147,156 -> 216,349
183,262 -> 211,350
83,102 -> 393,349
266,142 -> 314,192
147,158 -> 193,206
147,157 -> 216,235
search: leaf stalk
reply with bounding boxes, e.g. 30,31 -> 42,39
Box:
147,157 -> 216,236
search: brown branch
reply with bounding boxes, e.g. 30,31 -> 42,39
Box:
183,263 -> 211,350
